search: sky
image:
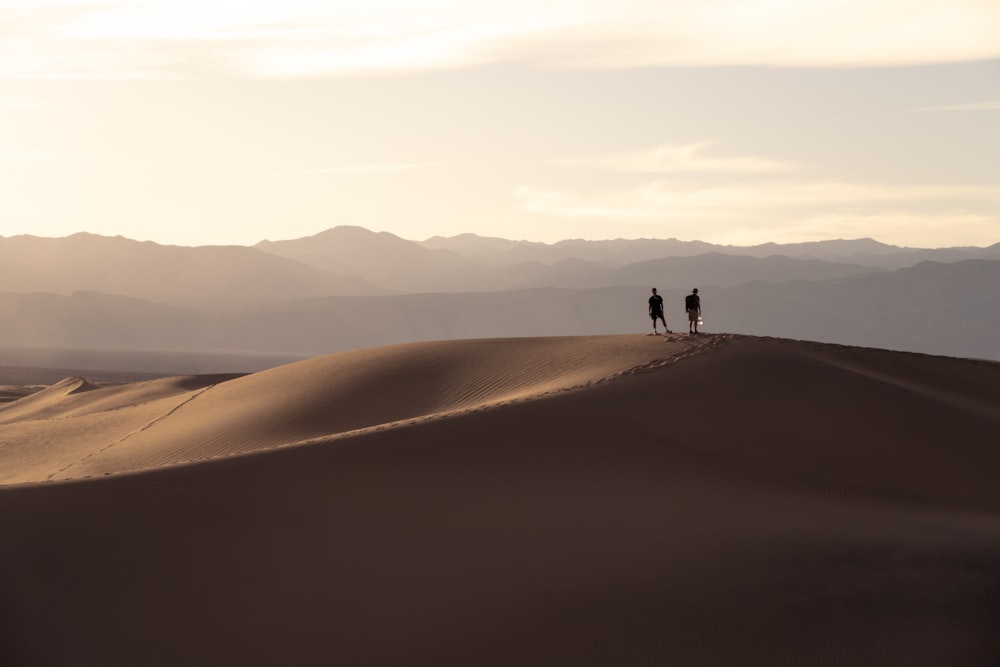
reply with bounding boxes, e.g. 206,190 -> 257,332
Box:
1,0 -> 998,248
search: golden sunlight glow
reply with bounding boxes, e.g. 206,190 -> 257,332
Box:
0,0 -> 997,247
554,143 -> 801,174
1,0 -> 997,79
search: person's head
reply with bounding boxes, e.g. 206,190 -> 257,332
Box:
692,288 -> 699,294
651,288 -> 657,294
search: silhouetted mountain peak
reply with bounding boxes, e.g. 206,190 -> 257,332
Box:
316,225 -> 400,242
254,225 -> 475,292
259,225 -> 425,251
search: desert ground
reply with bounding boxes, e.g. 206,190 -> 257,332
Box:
1,333 -> 999,665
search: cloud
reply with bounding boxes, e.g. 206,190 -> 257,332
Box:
0,4 -> 181,79
515,180 -> 998,217
2,0 -> 998,79
286,162 -> 443,175
914,100 -> 1000,112
513,180 -> 1000,245
554,142 -> 800,174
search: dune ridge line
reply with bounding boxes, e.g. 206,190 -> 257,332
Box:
181,333 -> 734,459
0,334 -> 727,485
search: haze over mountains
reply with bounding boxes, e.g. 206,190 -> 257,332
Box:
1,226 -> 999,371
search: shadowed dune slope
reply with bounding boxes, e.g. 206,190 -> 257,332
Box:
1,336 -> 999,666
0,335 -> 710,484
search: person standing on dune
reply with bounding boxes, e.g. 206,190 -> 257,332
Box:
648,288 -> 670,334
685,288 -> 702,334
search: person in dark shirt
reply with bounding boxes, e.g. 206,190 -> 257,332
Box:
685,288 -> 702,334
648,288 -> 670,334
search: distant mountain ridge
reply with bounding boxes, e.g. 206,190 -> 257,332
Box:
5,227 -> 998,302
1,259 -> 998,363
490,253 -> 881,291
0,232 -> 381,307
1,227 -> 998,367
422,232 -> 1000,268
255,226 -> 475,292
254,226 -> 1000,293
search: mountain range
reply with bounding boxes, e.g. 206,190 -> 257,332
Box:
1,226 -> 998,370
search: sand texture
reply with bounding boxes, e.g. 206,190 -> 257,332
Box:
1,334 -> 999,665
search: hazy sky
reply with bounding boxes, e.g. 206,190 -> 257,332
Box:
1,0 -> 998,248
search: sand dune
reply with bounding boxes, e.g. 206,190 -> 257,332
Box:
0,335 -> 712,484
1,334 -> 999,665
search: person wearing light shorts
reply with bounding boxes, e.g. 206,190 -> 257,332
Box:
684,288 -> 701,334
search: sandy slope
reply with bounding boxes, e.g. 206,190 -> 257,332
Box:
0,335 -> 711,484
1,334 -> 999,666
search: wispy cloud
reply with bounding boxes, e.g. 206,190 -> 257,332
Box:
515,180 -> 998,218
2,0 -> 998,79
513,180 -> 1000,245
0,4 -> 183,79
554,142 -> 799,174
914,100 -> 1000,112
286,162 -> 443,175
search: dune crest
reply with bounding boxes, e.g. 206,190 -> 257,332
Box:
0,335 -> 719,485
